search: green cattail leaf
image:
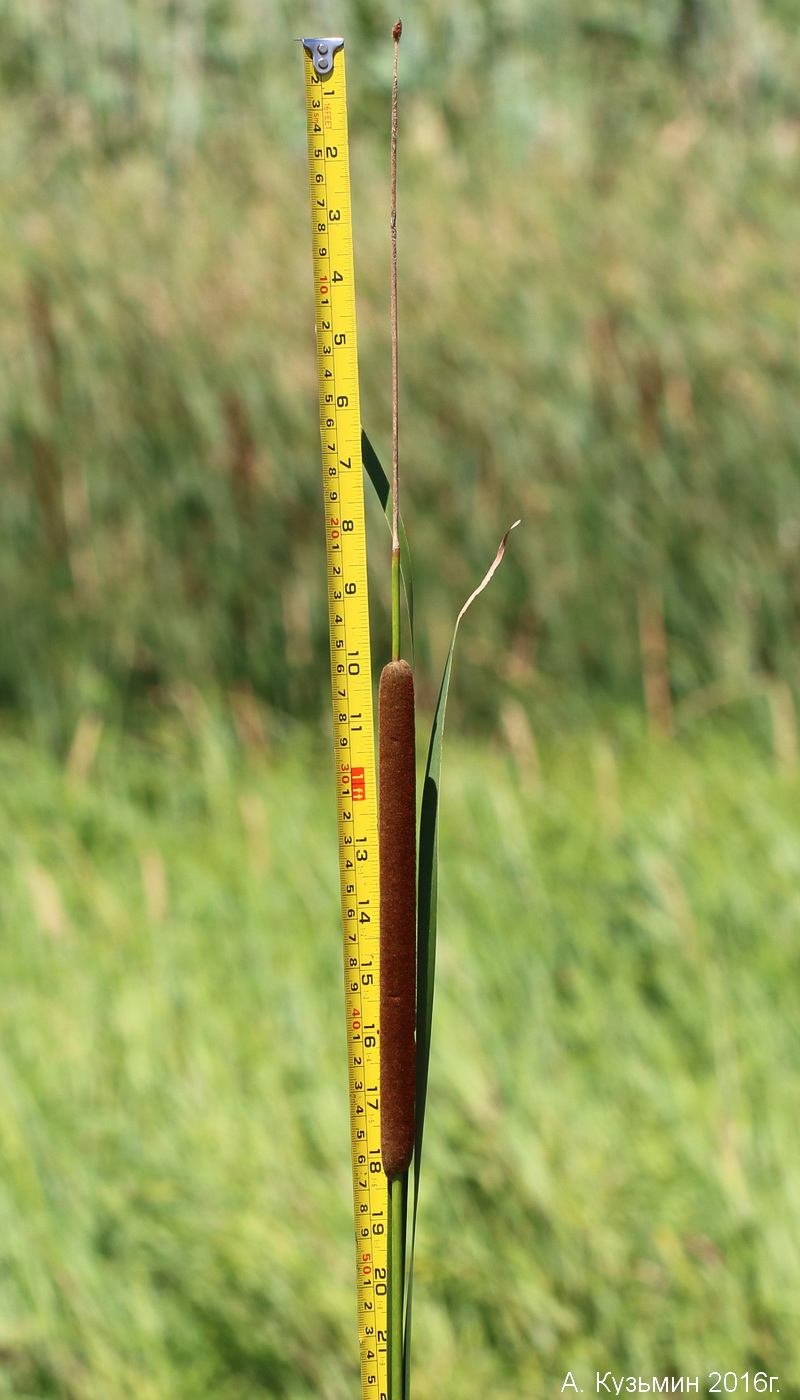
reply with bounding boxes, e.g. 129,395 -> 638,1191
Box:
361,429 -> 415,657
403,519 -> 520,1397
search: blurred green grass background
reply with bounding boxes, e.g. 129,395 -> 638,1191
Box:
3,0 -> 800,1394
4,711 -> 800,1396
3,0 -> 800,739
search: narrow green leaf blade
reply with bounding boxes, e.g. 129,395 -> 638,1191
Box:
361,428 -> 414,655
403,520 -> 520,1397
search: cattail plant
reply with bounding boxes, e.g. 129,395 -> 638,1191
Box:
378,24 -> 416,1397
379,646 -> 416,1396
364,26 -> 520,1398
364,442 -> 517,1400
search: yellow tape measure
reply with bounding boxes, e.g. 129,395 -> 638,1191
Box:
302,37 -> 388,1400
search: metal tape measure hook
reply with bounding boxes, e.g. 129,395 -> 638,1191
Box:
301,37 -> 345,77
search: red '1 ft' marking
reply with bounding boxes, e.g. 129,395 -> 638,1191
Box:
352,767 -> 366,801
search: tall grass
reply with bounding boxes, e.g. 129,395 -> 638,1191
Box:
2,708 -> 800,1395
1,2 -> 800,740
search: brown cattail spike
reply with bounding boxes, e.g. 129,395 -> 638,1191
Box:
379,658 -> 416,1179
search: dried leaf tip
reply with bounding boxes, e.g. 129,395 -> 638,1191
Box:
392,19 -> 403,41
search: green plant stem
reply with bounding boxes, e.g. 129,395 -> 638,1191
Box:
387,22 -> 407,1395
392,548 -> 401,661
388,1171 -> 407,1398
390,20 -> 401,664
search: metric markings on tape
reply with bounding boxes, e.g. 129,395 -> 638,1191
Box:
302,37 -> 388,1400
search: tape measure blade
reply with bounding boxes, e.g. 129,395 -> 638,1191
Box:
303,43 -> 388,1400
